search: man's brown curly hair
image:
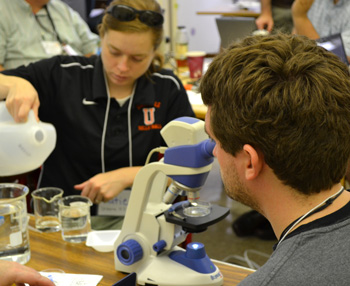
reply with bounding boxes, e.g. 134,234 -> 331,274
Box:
200,33 -> 350,195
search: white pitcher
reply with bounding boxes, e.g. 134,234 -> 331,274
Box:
0,101 -> 56,176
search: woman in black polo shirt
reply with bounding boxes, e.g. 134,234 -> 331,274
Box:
0,0 -> 195,226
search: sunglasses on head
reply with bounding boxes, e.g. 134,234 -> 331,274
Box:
106,4 -> 164,27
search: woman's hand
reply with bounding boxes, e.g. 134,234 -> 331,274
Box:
0,260 -> 55,286
74,167 -> 141,204
255,13 -> 274,32
0,74 -> 40,122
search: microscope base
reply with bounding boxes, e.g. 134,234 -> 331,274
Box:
136,250 -> 223,286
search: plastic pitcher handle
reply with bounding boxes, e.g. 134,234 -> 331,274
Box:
0,101 -> 37,123
0,100 -> 12,122
27,109 -> 37,124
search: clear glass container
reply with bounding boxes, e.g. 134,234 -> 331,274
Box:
182,201 -> 211,217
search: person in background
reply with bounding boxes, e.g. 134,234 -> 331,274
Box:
0,0 -> 99,71
0,260 -> 55,286
292,0 -> 350,63
255,0 -> 294,33
0,0 -> 194,229
61,0 -> 96,22
200,32 -> 350,284
88,0 -> 114,34
292,0 -> 350,187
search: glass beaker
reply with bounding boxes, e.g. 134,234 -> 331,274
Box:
58,195 -> 92,243
0,183 -> 30,264
31,187 -> 64,232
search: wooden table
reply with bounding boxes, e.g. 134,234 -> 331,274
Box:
26,215 -> 254,285
191,103 -> 207,120
197,4 -> 260,18
176,67 -> 208,120
188,89 -> 207,120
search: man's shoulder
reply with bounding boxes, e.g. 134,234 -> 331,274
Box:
0,0 -> 20,7
48,0 -> 71,11
241,218 -> 350,285
47,0 -> 82,21
0,0 -> 26,19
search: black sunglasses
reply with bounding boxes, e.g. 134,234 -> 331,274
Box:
106,5 -> 164,27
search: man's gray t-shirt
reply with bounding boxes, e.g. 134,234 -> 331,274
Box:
239,197 -> 350,285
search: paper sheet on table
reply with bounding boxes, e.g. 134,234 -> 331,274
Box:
187,90 -> 204,105
35,272 -> 103,286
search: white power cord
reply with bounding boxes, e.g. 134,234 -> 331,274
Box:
222,249 -> 270,270
145,147 -> 167,165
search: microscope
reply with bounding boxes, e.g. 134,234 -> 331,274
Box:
114,117 -> 230,286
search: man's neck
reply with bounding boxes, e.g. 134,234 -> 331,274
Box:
25,0 -> 48,14
264,183 -> 348,240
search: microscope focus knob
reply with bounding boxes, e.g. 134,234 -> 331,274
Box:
117,239 -> 143,266
186,242 -> 206,259
153,240 -> 167,252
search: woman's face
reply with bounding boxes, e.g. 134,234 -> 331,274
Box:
101,29 -> 156,89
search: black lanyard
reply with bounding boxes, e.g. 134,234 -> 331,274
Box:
274,187 -> 345,250
35,5 -> 63,44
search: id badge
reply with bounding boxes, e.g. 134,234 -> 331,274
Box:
62,44 -> 79,56
97,188 -> 131,216
41,40 -> 62,55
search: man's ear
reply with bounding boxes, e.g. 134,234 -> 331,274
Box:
242,144 -> 264,180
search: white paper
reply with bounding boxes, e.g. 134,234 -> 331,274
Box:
34,273 -> 103,286
97,189 -> 131,216
187,90 -> 204,105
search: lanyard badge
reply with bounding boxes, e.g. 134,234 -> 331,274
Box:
41,40 -> 63,55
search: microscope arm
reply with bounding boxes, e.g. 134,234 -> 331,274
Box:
120,161 -> 213,235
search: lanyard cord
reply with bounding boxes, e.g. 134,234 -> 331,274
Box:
34,5 -> 62,44
127,85 -> 136,167
101,71 -> 111,173
101,71 -> 136,172
276,186 -> 345,249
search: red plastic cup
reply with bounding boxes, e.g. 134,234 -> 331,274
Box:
186,51 -> 206,79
